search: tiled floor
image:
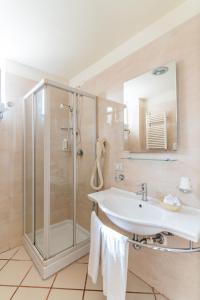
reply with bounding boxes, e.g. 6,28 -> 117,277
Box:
0,246 -> 169,300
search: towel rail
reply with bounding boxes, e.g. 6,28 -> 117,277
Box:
128,238 -> 200,253
91,202 -> 200,253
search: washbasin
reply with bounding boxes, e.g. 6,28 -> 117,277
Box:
88,187 -> 200,242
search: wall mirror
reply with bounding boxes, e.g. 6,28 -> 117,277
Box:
123,61 -> 177,153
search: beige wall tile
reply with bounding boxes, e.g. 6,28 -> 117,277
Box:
81,14 -> 200,300
0,73 -> 36,250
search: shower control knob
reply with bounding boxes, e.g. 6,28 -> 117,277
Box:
115,173 -> 125,182
77,149 -> 84,156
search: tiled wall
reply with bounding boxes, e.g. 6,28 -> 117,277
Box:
0,74 -> 96,251
81,15 -> 200,300
0,73 -> 36,251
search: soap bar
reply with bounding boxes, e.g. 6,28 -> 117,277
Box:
162,194 -> 181,212
163,194 -> 181,207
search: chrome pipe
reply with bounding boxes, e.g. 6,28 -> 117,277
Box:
129,238 -> 200,253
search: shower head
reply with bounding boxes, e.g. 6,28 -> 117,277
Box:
60,103 -> 73,112
152,66 -> 169,76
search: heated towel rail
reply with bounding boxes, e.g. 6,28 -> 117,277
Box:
146,112 -> 167,150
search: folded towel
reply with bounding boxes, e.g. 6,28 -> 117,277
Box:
88,211 -> 102,283
88,211 -> 129,300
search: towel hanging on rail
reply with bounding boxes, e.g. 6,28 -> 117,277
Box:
88,211 -> 129,300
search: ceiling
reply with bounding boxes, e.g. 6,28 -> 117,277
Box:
0,0 -> 186,80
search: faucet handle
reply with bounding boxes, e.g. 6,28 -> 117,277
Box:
136,182 -> 146,188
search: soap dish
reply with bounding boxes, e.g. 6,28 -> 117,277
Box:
161,202 -> 181,212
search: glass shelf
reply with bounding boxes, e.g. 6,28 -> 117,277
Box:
121,156 -> 177,162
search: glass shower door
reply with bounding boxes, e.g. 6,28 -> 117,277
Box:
34,88 -> 45,256
48,86 -> 74,257
76,95 -> 96,244
24,95 -> 34,242
24,82 -> 96,261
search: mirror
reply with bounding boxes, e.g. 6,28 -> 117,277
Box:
123,62 -> 177,153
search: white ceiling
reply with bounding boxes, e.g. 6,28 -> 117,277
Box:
0,0 -> 186,80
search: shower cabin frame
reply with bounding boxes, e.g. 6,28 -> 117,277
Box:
23,79 -> 96,279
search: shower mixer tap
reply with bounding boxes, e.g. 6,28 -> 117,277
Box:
60,103 -> 73,112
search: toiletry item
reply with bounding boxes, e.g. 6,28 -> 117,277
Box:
179,177 -> 192,193
162,194 -> 181,212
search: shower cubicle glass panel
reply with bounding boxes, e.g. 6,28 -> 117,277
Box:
48,86 -> 74,257
34,88 -> 45,255
76,95 -> 96,242
24,95 -> 33,242
24,81 -> 96,262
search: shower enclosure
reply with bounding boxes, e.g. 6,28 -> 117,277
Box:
23,79 -> 96,278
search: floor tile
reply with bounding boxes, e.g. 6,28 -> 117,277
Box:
126,294 -> 155,300
127,272 -> 153,293
84,291 -> 155,300
86,272 -> 103,291
12,287 -> 49,300
84,291 -> 106,300
77,254 -> 89,264
153,288 -> 160,294
53,263 -> 87,289
48,289 -> 83,300
0,260 -> 8,270
12,247 -> 31,260
0,260 -> 32,285
0,286 -> 17,299
156,295 -> 168,300
22,265 -> 55,287
0,247 -> 19,259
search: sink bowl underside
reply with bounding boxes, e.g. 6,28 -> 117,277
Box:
88,188 -> 200,243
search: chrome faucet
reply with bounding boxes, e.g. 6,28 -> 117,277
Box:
136,183 -> 148,201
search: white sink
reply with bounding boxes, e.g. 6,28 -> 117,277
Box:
88,187 -> 200,242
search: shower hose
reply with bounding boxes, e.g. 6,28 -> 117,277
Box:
90,138 -> 106,191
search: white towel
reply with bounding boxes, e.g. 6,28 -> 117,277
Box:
88,211 -> 102,283
88,211 -> 129,300
101,224 -> 129,300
